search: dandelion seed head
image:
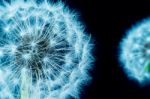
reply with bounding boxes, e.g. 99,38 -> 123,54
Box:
0,0 -> 94,99
119,18 -> 150,85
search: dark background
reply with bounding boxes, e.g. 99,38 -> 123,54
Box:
64,0 -> 150,99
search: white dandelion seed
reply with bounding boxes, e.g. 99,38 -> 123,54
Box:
0,0 -> 94,99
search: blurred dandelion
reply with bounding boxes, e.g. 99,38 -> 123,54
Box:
119,18 -> 150,85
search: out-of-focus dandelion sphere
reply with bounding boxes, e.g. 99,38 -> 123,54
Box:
119,18 -> 150,85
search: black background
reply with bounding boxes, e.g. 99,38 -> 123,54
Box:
64,0 -> 150,99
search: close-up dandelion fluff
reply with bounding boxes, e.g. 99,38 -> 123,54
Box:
0,0 -> 94,99
119,18 -> 150,85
